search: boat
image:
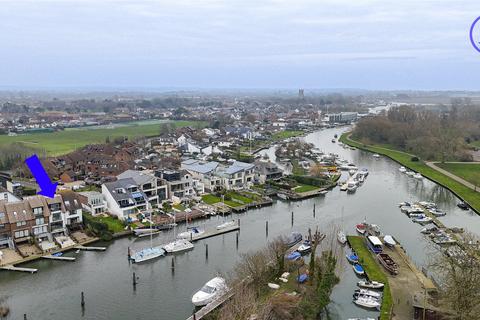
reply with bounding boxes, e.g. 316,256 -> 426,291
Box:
286,251 -> 302,261
131,210 -> 165,263
136,230 -> 161,238
373,154 -> 380,159
377,253 -> 398,275
277,193 -> 289,200
131,247 -> 165,263
157,223 -> 177,231
319,190 -> 328,195
429,209 -> 446,217
356,223 -> 366,234
354,289 -> 382,299
297,273 -> 308,283
383,235 -> 396,248
331,139 -> 336,143
413,173 -> 423,179
134,228 -> 159,236
347,183 -> 357,193
406,171 -> 415,176
52,252 -> 63,257
191,277 -> 227,307
346,251 -> 359,264
420,226 -> 438,234
340,184 -> 348,191
353,263 -> 365,276
285,232 -> 302,247
177,226 -> 205,240
357,280 -> 384,289
163,239 -> 194,253
337,231 -> 347,245
353,296 -> 381,309
412,216 -> 433,225
457,202 -> 470,210
216,221 -> 236,230
399,166 -> 407,173
349,169 -> 357,176
297,240 -> 312,254
334,134 -> 338,138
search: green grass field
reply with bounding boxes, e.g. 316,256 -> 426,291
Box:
348,236 -> 392,320
84,212 -> 126,233
0,120 -> 206,156
271,130 -> 304,140
293,184 -> 319,193
470,140 -> 480,148
437,163 -> 480,187
340,133 -> 480,214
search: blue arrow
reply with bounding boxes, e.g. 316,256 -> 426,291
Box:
25,154 -> 58,198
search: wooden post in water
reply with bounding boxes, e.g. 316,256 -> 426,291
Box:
291,211 -> 294,227
132,272 -> 137,287
127,247 -> 131,260
81,292 -> 85,308
171,257 -> 175,270
205,244 -> 209,260
24,314 -> 27,320
236,232 -> 239,250
265,221 -> 269,237
313,203 -> 316,218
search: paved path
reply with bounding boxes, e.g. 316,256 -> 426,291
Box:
426,162 -> 479,193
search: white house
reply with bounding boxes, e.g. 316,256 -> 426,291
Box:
78,191 -> 107,216
102,178 -> 149,221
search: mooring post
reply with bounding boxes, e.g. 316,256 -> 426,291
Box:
133,272 -> 137,287
205,244 -> 209,260
81,291 -> 85,308
127,247 -> 130,260
291,211 -> 294,226
265,221 -> 269,237
24,314 -> 27,320
236,232 -> 239,249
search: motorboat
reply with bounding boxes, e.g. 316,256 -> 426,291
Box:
356,223 -> 366,234
285,232 -> 303,247
377,253 -> 398,275
297,240 -> 312,254
277,193 -> 289,200
353,296 -> 381,309
340,184 -> 348,191
406,171 -> 415,176
429,209 -> 446,217
163,239 -> 194,253
419,201 -> 437,208
346,251 -> 359,264
420,226 -> 438,234
457,202 -> 470,210
347,183 -> 357,193
354,289 -> 382,299
297,273 -> 308,283
357,280 -> 384,290
319,190 -> 328,195
373,154 -> 380,159
191,277 -> 227,307
398,201 -> 411,207
349,169 -> 357,176
131,247 -> 165,263
177,226 -> 205,240
407,206 -> 424,214
412,216 -> 433,225
408,213 -> 425,218
331,139 -> 336,143
413,173 -> 423,179
399,166 -> 407,173
353,263 -> 365,276
383,235 -> 396,248
337,231 -> 347,245
134,228 -> 159,236
216,221 -> 236,230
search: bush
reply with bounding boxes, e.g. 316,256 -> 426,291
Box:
291,175 -> 328,187
411,156 -> 419,162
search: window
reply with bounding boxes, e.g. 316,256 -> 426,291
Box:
14,230 -> 29,238
16,221 -> 26,227
0,212 -> 4,219
36,217 -> 45,225
33,207 -> 43,215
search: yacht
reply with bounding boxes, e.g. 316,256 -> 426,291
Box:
177,226 -> 205,240
191,277 -> 228,307
131,247 -> 165,263
216,221 -> 236,230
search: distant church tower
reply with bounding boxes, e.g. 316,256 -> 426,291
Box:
298,89 -> 304,100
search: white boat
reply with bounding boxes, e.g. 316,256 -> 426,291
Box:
399,166 -> 407,173
297,240 -> 312,254
216,221 -> 236,230
357,280 -> 384,289
413,173 -> 423,179
347,182 -> 357,193
349,169 -> 357,175
163,239 -> 194,253
136,230 -> 161,238
373,154 -> 380,159
429,209 -> 446,217
277,193 -> 289,200
319,190 -> 328,195
354,289 -> 382,299
191,277 -> 227,307
353,296 -> 381,309
340,184 -> 348,191
383,235 -> 396,247
337,231 -> 347,245
131,210 -> 165,263
134,228 -> 158,236
131,247 -> 165,263
406,171 -> 415,176
178,226 -> 205,240
412,216 -> 433,225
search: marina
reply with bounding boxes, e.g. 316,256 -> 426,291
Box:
1,127 -> 480,320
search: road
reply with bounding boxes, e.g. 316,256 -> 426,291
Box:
425,162 -> 479,193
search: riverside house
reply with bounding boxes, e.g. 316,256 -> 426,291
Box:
102,178 -> 149,221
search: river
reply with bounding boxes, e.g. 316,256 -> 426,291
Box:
1,127 -> 479,320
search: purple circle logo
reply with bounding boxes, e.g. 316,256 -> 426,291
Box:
470,16 -> 480,53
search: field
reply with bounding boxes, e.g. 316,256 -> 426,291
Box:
437,163 -> 480,187
348,236 -> 392,320
0,120 -> 206,156
471,140 -> 480,148
271,130 -> 304,140
340,133 -> 480,214
292,184 -> 319,193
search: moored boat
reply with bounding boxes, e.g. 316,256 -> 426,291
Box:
337,231 -> 347,245
191,277 -> 227,307
285,232 -> 303,247
377,253 -> 398,275
163,239 -> 194,253
353,296 -> 381,309
383,235 -> 396,247
355,223 -> 366,234
357,280 -> 384,290
346,251 -> 359,264
177,226 -> 205,240
216,221 -> 236,230
354,289 -> 382,299
131,247 -> 165,263
353,263 -> 365,276
399,166 -> 407,173
297,240 -> 312,254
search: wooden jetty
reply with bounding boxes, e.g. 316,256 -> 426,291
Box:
42,255 -> 76,261
186,290 -> 235,320
0,265 -> 38,273
76,245 -> 107,251
189,222 -> 240,242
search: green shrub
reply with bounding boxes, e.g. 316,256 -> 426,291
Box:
411,156 -> 419,162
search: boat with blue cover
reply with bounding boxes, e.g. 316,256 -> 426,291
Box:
286,251 -> 302,261
353,263 -> 365,276
346,251 -> 359,264
297,274 -> 308,283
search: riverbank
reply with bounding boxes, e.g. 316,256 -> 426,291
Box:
339,133 -> 480,214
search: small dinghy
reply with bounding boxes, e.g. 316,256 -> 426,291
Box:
357,280 -> 384,290
354,289 -> 382,299
383,235 -> 396,248
353,263 -> 365,276
297,240 -> 312,255
346,251 -> 359,264
356,223 -> 366,234
399,166 -> 407,173
457,202 -> 470,210
337,231 -> 347,245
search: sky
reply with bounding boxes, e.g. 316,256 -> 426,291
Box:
1,0 -> 480,90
